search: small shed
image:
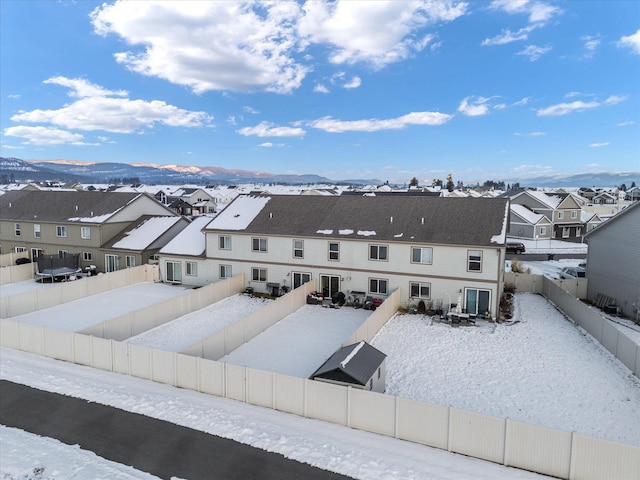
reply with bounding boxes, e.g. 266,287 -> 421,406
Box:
311,341 -> 387,393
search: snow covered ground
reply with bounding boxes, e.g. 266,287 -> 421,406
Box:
127,293 -> 273,352
219,304 -> 371,377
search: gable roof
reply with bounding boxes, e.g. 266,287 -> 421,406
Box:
510,204 -> 550,225
584,201 -> 640,239
105,215 -> 186,250
160,215 -> 213,256
0,190 -> 151,223
311,341 -> 386,385
204,195 -> 510,247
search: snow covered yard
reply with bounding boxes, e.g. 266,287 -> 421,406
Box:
126,293 -> 273,352
371,292 -> 640,446
6,282 -> 192,332
219,304 -> 371,378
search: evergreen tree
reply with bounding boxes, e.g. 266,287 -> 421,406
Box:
409,176 -> 419,187
446,173 -> 454,192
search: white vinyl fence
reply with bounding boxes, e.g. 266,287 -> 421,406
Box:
506,272 -> 640,378
0,265 -> 158,319
0,262 -> 35,286
0,251 -> 29,268
1,318 -> 638,480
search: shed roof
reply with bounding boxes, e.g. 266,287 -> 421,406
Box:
311,341 -> 386,386
205,194 -> 509,247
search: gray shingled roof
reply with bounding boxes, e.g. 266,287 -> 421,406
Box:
210,194 -> 509,246
311,341 -> 386,385
0,190 -> 143,222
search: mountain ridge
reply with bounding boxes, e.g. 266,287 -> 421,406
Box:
1,157 -> 637,188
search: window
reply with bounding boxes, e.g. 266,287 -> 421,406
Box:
252,267 -> 267,282
186,261 -> 197,276
369,379 -> 373,391
468,250 -> 482,272
166,261 -> 182,283
369,244 -> 388,261
56,225 -> 67,238
328,242 -> 339,261
126,255 -> 136,268
82,252 -> 93,262
369,278 -> 388,295
58,250 -> 68,258
14,223 -> 21,236
557,211 -> 564,220
219,235 -> 231,250
14,246 -> 26,253
105,254 -> 119,272
410,281 -> 431,299
293,272 -> 311,289
293,239 -> 304,258
252,237 -> 267,252
81,226 -> 91,239
411,247 -> 433,264
571,211 -> 578,219
33,224 -> 40,238
539,226 -> 547,235
219,264 -> 232,279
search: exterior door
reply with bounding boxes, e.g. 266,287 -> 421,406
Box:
105,254 -> 119,273
292,272 -> 311,289
465,289 -> 491,316
320,275 -> 340,297
166,261 -> 182,283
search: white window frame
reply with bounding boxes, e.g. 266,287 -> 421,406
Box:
125,255 -> 136,268
219,235 -> 231,250
82,252 -> 93,262
185,261 -> 197,276
369,244 -> 388,261
293,239 -> 304,258
411,246 -> 433,264
468,250 -> 482,272
410,281 -> 431,299
105,254 -> 119,272
56,225 -> 67,238
252,237 -> 268,252
571,211 -> 578,219
328,242 -> 340,261
14,223 -> 21,236
33,224 -> 40,238
557,211 -> 564,220
166,261 -> 182,283
219,264 -> 232,279
251,267 -> 267,282
31,248 -> 43,261
539,226 -> 547,236
58,250 -> 69,258
369,278 -> 388,295
81,226 -> 91,239
14,246 -> 27,253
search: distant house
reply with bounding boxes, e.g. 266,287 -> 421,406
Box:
625,186 -> 640,202
584,202 -> 640,321
508,204 -> 552,240
0,190 -> 180,272
592,191 -> 617,205
311,341 -> 387,393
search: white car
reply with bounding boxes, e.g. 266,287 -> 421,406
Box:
560,266 -> 586,279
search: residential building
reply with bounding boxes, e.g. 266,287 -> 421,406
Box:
508,204 -> 553,241
195,194 -> 509,318
584,202 -> 640,321
0,190 -> 179,272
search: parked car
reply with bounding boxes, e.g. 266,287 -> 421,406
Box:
560,267 -> 586,279
506,242 -> 526,254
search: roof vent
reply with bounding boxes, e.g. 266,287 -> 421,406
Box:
75,205 -> 78,211
390,216 -> 393,223
421,217 -> 424,225
269,212 -> 273,218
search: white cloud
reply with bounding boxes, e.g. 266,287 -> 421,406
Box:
314,83 -> 330,94
581,35 -> 601,58
488,0 -> 561,24
226,116 -> 238,126
7,94 -> 21,99
537,95 -> 626,116
343,76 -> 362,89
457,96 -> 492,116
514,131 -> 546,136
481,25 -> 538,46
237,121 -> 305,137
516,44 -> 551,61
91,1 -> 309,94
307,111 -> 452,133
588,142 -> 609,148
243,106 -> 260,114
299,1 -> 466,68
10,77 -> 211,134
3,125 -> 86,145
512,163 -> 554,174
616,121 -> 635,127
617,28 -> 640,54
258,142 -> 285,148
512,96 -> 531,106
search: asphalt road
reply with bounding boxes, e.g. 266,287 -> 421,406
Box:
506,253 -> 586,261
0,380 -> 353,480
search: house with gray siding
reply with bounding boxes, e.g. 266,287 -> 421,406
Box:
508,204 -> 552,241
584,201 -> 640,322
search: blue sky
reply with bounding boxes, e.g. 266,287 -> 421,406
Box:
1,0 -> 638,184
